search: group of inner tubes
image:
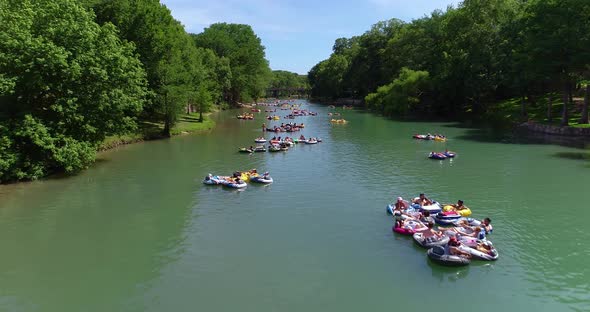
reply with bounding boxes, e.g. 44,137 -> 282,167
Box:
240,135 -> 322,154
413,133 -> 447,141
202,169 -> 274,189
387,193 -> 498,266
263,122 -> 305,133
236,113 -> 255,120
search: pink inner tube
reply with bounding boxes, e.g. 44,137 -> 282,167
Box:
393,226 -> 415,235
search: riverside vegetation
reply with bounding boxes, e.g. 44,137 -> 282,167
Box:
308,0 -> 590,128
0,0 -> 304,183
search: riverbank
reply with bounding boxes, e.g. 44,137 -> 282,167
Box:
99,113 -> 216,151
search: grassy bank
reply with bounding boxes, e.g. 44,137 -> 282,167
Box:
100,113 -> 215,150
485,93 -> 589,128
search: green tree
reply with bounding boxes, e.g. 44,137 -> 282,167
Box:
365,68 -> 430,117
194,23 -> 271,105
195,85 -> 212,122
0,0 -> 147,181
88,0 -> 208,135
524,0 -> 590,126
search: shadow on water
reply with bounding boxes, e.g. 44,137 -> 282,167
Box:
426,260 -> 471,282
553,152 -> 590,167
443,121 -> 590,150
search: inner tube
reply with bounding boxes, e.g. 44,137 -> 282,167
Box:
223,181 -> 247,189
435,211 -> 462,225
251,176 -> 273,184
238,148 -> 253,153
203,177 -> 221,185
427,246 -> 471,266
254,138 -> 267,143
442,205 -> 471,217
428,152 -> 447,160
444,151 -> 456,158
458,243 -> 499,261
392,220 -> 427,235
413,232 -> 450,248
418,202 -> 443,214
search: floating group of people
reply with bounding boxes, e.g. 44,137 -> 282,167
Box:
236,113 -> 255,120
263,122 -> 305,133
203,169 -> 273,189
413,133 -> 447,141
388,193 -> 498,266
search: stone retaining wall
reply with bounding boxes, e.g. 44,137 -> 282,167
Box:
518,122 -> 590,136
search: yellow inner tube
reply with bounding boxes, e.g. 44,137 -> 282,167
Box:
443,205 -> 472,217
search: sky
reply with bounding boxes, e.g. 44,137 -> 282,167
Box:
160,0 -> 461,74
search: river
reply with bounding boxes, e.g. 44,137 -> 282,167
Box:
0,100 -> 588,312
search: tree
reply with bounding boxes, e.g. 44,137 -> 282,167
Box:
0,0 -> 147,181
524,0 -> 590,126
365,68 -> 430,117
194,23 -> 271,105
195,85 -> 212,122
88,0 -> 208,135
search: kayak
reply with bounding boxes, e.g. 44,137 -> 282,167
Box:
413,232 -> 450,248
251,176 -> 273,184
427,246 -> 471,266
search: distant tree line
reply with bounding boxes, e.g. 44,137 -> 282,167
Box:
0,0 -> 272,182
308,0 -> 590,124
268,70 -> 309,97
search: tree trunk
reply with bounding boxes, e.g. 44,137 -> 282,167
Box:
199,110 -> 203,123
163,119 -> 171,137
162,93 -> 171,137
520,94 -> 527,120
547,94 -> 552,123
560,82 -> 570,127
580,84 -> 589,124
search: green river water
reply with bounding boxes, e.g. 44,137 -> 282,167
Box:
0,100 -> 589,312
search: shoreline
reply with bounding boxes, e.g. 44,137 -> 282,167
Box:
0,115 -> 216,186
99,114 -> 216,152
